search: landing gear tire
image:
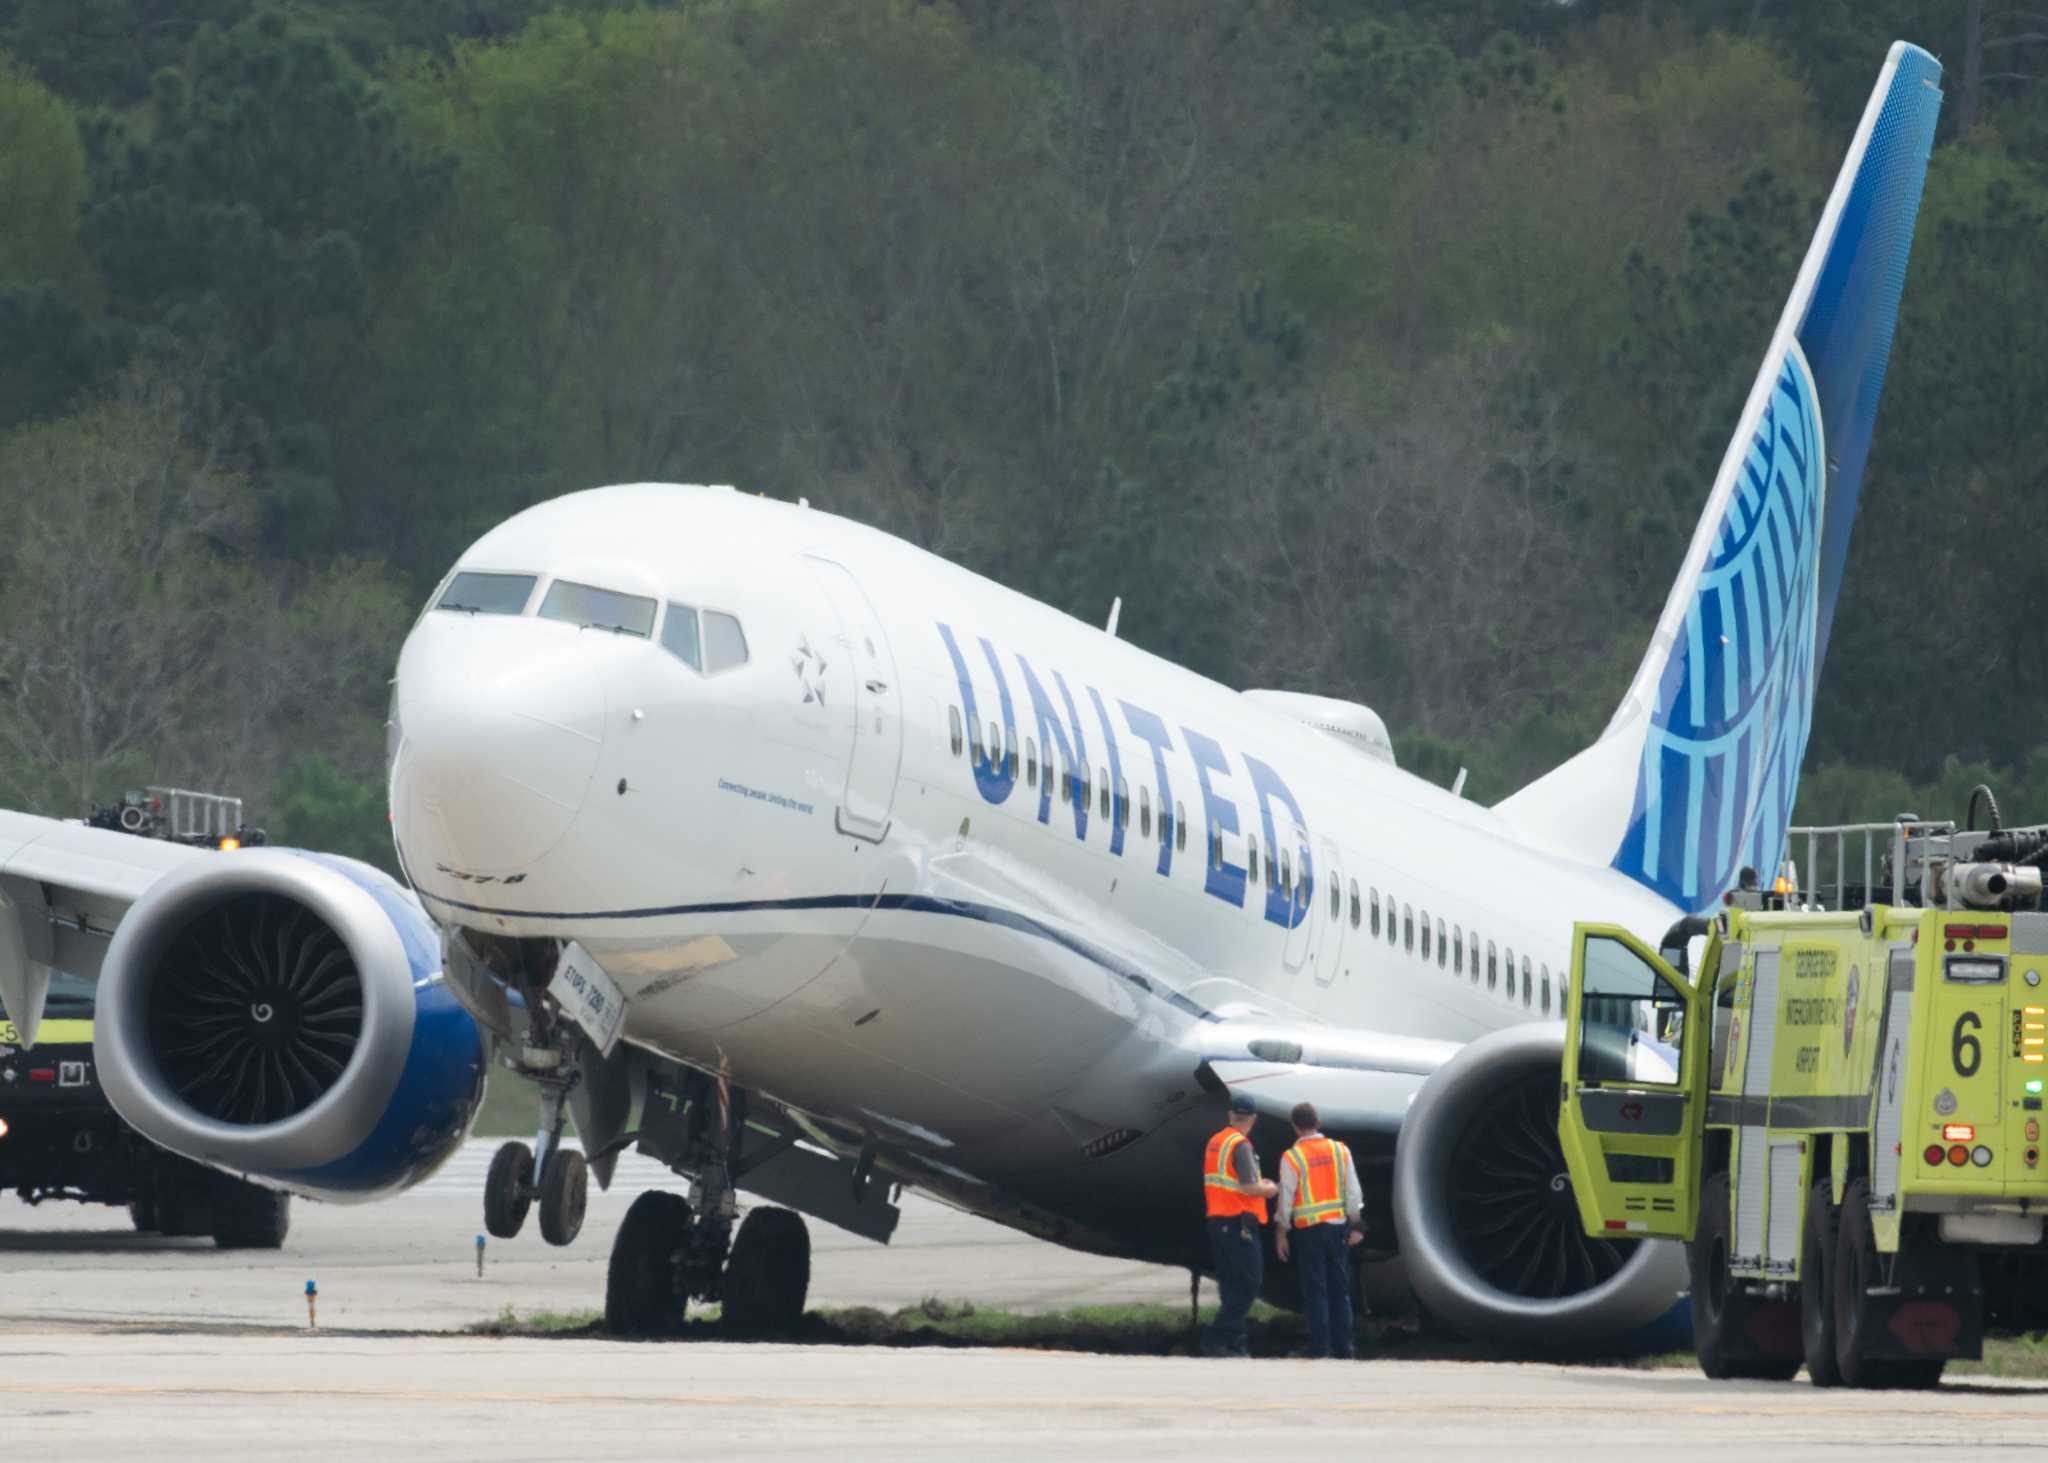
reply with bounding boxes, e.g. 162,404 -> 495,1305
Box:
607,1191 -> 692,1336
212,1180 -> 292,1250
485,1140 -> 534,1240
1690,1171 -> 1800,1381
1833,1178 -> 1945,1390
128,1197 -> 159,1233
1800,1179 -> 1841,1387
722,1206 -> 811,1337
538,1147 -> 588,1247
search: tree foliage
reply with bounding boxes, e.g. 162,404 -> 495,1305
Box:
2,0 -> 2046,856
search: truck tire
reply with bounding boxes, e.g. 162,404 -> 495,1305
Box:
1832,1178 -> 1945,1389
212,1179 -> 291,1249
1690,1171 -> 1800,1380
1800,1179 -> 1842,1386
129,1198 -> 159,1233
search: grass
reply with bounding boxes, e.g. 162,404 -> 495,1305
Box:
1955,1335 -> 2048,1379
472,1069 -> 578,1140
466,1296 -> 1698,1364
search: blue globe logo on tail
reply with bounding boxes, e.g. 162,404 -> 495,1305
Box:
1614,347 -> 1822,911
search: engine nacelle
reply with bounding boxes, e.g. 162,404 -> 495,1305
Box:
94,849 -> 485,1202
1391,1023 -> 1687,1345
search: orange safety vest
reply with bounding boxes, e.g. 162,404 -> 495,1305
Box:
1283,1134 -> 1353,1229
1203,1127 -> 1269,1223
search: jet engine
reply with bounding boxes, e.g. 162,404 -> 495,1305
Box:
1391,1024 -> 1688,1344
94,849 -> 485,1202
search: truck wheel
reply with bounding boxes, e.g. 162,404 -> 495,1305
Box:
606,1191 -> 691,1336
129,1198 -> 159,1233
212,1180 -> 291,1249
721,1206 -> 810,1337
1832,1178 -> 1946,1389
1800,1179 -> 1841,1386
155,1169 -> 212,1238
1690,1171 -> 1800,1380
537,1147 -> 588,1247
484,1140 -> 534,1239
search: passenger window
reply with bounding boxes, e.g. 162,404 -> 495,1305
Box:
1504,947 -> 1515,995
1280,849 -> 1292,897
1329,874 -> 1339,921
436,570 -> 537,616
1174,801 -> 1187,852
1140,785 -> 1152,838
1421,911 -> 1431,961
1296,857 -> 1308,909
1370,888 -> 1380,937
1521,955 -> 1533,1006
1209,826 -> 1223,872
1117,776 -> 1129,828
660,603 -> 702,669
1453,926 -> 1463,975
949,706 -> 964,757
971,717 -> 986,765
538,579 -> 657,637
1248,835 -> 1261,886
1436,918 -> 1447,968
1541,965 -> 1551,1015
1349,879 -> 1361,929
1098,769 -> 1109,820
1082,762 -> 1093,810
1487,941 -> 1498,990
1006,743 -> 1018,781
989,723 -> 1002,765
1404,905 -> 1415,952
703,610 -> 749,671
1027,738 -> 1038,788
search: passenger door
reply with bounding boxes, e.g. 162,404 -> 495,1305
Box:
803,556 -> 903,842
1557,923 -> 1707,1242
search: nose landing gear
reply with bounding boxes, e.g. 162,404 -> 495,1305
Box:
481,1044 -> 589,1247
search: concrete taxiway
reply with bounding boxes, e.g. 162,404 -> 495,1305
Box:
1,1140 -> 1188,1330
6,1141 -> 2045,1459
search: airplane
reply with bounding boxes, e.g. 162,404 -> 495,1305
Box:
0,42 -> 1942,1345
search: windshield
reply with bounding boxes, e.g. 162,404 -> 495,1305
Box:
437,571 -> 537,615
539,580 -> 657,638
0,968 -> 95,1023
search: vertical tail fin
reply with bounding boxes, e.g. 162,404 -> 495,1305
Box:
1497,42 -> 1943,913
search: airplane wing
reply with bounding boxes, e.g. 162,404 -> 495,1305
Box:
0,809 -> 205,1048
1188,1022 -> 1462,1137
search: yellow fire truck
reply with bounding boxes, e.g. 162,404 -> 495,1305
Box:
1558,812 -> 2048,1388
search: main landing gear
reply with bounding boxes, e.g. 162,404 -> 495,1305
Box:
604,1070 -> 811,1337
483,1039 -> 589,1248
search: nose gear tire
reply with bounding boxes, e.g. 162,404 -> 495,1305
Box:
484,1140 -> 534,1239
538,1147 -> 588,1247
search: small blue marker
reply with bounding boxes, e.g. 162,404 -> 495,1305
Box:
304,1278 -> 318,1329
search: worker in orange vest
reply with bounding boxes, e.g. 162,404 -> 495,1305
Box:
1200,1093 -> 1278,1357
1274,1101 -> 1362,1359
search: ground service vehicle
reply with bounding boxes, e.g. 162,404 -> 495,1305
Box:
0,788 -> 293,1247
1558,812 -> 2048,1387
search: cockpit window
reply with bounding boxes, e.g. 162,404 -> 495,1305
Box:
538,580 -> 657,638
660,603 -> 702,670
703,611 -> 748,672
436,571 -> 536,615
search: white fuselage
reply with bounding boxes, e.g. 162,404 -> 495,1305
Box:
389,484 -> 1681,1258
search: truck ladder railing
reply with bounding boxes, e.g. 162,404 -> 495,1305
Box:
1784,820 -> 1956,912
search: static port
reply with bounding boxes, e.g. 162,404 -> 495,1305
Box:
1972,1145 -> 1994,1167
1949,1144 -> 1971,1166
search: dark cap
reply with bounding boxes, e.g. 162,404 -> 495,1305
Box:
1228,1094 -> 1258,1116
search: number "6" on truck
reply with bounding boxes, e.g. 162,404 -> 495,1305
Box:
1953,1010 -> 1982,1078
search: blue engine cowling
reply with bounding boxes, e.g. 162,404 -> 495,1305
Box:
94,848 -> 485,1203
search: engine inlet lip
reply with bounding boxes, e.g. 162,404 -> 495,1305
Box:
95,849 -> 418,1170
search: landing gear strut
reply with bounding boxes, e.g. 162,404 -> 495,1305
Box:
602,1069 -> 812,1337
481,1037 -> 589,1247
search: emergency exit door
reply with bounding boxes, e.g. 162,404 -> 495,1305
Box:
804,557 -> 903,841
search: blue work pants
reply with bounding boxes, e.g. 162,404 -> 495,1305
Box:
1203,1214 -> 1263,1356
1292,1221 -> 1354,1358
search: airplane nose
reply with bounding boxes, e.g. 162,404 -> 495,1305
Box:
391,625 -> 607,875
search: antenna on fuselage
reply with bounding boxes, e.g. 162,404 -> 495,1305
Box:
1105,596 -> 1122,638
1451,767 -> 1469,798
